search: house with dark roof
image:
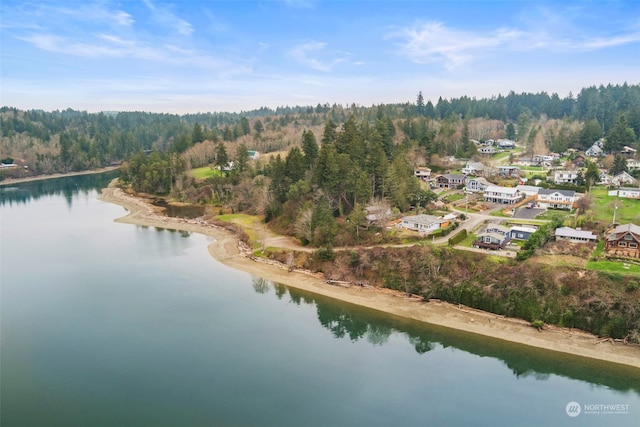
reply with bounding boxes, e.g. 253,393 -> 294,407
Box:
605,224 -> 640,259
510,225 -> 537,240
473,223 -> 511,249
436,174 -> 466,189
536,189 -> 578,210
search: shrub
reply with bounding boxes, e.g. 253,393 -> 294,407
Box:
448,229 -> 468,246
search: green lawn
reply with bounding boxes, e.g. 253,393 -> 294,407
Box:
443,193 -> 465,202
588,187 -> 640,223
585,260 -> 640,277
190,166 -> 223,180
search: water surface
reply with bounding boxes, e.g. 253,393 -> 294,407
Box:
1,174 -> 639,426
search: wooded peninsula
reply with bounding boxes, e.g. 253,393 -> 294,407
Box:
2,83 -> 640,347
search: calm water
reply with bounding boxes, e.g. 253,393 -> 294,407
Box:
1,174 -> 639,427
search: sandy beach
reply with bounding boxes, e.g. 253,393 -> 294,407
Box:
98,184 -> 640,369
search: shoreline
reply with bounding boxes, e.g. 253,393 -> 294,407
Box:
0,165 -> 120,186
98,184 -> 640,369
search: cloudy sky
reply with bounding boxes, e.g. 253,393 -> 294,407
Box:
1,0 -> 639,113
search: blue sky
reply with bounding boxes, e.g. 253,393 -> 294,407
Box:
1,0 -> 639,113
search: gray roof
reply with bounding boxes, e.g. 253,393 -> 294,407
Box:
607,223 -> 640,240
401,214 -> 442,226
555,227 -> 597,240
538,188 -> 576,197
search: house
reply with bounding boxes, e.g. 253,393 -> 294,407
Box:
605,223 -> 640,259
483,185 -> 523,204
555,227 -> 597,243
479,146 -> 497,156
586,139 -> 605,157
436,174 -> 466,189
608,187 -> 640,199
398,214 -> 443,234
553,170 -> 579,185
498,166 -> 520,178
497,139 -> 515,149
572,155 -> 586,168
466,177 -> 490,193
627,158 -> 640,172
474,223 -> 511,249
485,224 -> 511,237
537,189 -> 578,210
462,161 -> 485,176
510,225 -> 537,240
621,146 -> 637,157
598,172 -> 613,185
414,167 -> 432,181
365,205 -> 392,225
612,171 -> 638,186
517,157 -> 533,166
247,150 -> 260,160
482,139 -> 495,146
515,185 -> 541,197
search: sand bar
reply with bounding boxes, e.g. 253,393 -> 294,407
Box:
98,184 -> 640,369
0,165 -> 120,186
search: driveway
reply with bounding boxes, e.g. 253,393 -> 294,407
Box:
513,206 -> 544,219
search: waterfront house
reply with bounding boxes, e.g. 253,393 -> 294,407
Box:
515,185 -> 541,197
605,223 -> 640,259
536,189 -> 578,210
555,227 -> 597,243
483,185 -> 522,204
586,139 -> 605,157
398,214 -> 443,234
510,225 -> 537,240
474,223 -> 511,249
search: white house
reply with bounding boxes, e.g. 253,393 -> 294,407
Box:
608,187 -> 640,199
537,189 -> 578,210
497,139 -> 515,149
515,185 -> 541,197
627,159 -> 640,171
555,227 -> 597,243
483,185 -> 522,204
398,214 -> 443,234
247,150 -> 260,160
462,161 -> 485,176
586,139 -> 605,157
414,167 -> 432,181
479,146 -> 497,155
554,170 -> 579,185
612,171 -> 638,186
466,177 -> 490,193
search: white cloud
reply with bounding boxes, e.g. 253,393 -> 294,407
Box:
389,22 -> 522,69
288,41 -> 347,72
390,19 -> 640,69
143,0 -> 194,36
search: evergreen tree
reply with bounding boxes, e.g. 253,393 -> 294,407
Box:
301,130 -> 319,169
192,123 -> 205,144
215,142 -> 229,169
506,123 -> 516,140
610,154 -> 628,175
416,91 -> 425,116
